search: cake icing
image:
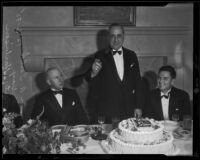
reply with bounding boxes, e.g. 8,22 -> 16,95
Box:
105,118 -> 174,154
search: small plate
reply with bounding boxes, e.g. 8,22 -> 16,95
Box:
71,125 -> 89,132
160,120 -> 179,126
51,124 -> 66,130
51,125 -> 66,134
70,125 -> 89,137
173,128 -> 192,140
160,120 -> 179,131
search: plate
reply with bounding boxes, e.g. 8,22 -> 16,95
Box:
51,125 -> 66,134
160,120 -> 179,126
71,125 -> 89,132
51,124 -> 66,130
70,125 -> 89,137
160,120 -> 179,131
173,128 -> 192,140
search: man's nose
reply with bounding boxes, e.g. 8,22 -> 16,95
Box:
59,77 -> 63,82
114,36 -> 118,42
159,79 -> 164,83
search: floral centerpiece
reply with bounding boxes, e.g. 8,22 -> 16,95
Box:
2,112 -> 62,154
2,109 -> 86,154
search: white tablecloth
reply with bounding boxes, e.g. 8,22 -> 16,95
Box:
61,124 -> 193,155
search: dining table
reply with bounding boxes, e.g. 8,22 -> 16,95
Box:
58,122 -> 193,155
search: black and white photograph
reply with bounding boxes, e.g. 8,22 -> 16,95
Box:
2,2 -> 199,158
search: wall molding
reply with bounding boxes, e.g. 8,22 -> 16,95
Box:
17,26 -> 189,35
16,26 -> 190,72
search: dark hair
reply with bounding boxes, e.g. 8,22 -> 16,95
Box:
159,65 -> 176,79
108,23 -> 124,34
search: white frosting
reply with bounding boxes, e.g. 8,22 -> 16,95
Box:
107,130 -> 174,154
106,118 -> 174,154
118,118 -> 164,144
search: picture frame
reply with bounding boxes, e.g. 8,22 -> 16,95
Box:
74,6 -> 136,26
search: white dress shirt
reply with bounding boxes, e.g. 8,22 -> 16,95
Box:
51,88 -> 63,108
161,89 -> 171,120
113,47 -> 124,81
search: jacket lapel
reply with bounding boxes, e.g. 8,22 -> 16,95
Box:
46,90 -> 63,112
155,89 -> 164,120
62,90 -> 71,111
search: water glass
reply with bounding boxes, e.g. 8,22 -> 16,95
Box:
112,117 -> 120,129
172,114 -> 179,121
183,115 -> 192,130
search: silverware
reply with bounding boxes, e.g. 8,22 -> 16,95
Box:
65,125 -> 72,134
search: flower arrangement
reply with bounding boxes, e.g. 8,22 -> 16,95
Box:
2,111 -> 86,154
2,112 -> 62,154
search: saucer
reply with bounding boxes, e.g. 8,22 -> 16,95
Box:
91,133 -> 107,141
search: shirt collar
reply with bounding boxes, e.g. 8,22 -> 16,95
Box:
51,88 -> 63,91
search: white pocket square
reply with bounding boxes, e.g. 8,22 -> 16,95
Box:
130,63 -> 135,68
72,101 -> 76,106
132,90 -> 135,94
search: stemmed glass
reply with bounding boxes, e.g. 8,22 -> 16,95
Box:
98,116 -> 105,134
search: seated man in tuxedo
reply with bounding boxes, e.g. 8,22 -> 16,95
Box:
2,93 -> 20,114
31,67 -> 89,127
144,65 -> 191,121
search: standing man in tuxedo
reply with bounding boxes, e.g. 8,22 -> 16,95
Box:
144,65 -> 191,121
31,67 -> 89,127
87,23 -> 143,123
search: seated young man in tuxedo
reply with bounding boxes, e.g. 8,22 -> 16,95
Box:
31,67 -> 89,127
144,65 -> 191,121
2,93 -> 20,114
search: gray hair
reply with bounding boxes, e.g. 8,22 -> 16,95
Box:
45,67 -> 60,79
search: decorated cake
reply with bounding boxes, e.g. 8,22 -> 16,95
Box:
105,118 -> 174,154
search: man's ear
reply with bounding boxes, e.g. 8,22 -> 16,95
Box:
46,79 -> 51,86
171,79 -> 175,85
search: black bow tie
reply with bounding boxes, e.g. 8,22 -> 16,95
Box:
52,90 -> 63,95
112,50 -> 122,55
160,92 -> 170,99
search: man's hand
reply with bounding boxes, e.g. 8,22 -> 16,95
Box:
91,59 -> 102,78
134,108 -> 142,118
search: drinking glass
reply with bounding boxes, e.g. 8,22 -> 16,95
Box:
98,116 -> 105,133
172,114 -> 179,122
112,117 -> 120,129
134,109 -> 142,119
183,115 -> 192,130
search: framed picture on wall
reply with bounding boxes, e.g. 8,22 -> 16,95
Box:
74,6 -> 136,26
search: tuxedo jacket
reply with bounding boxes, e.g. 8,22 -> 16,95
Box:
87,47 -> 143,123
2,93 -> 20,114
31,88 -> 89,127
144,86 -> 191,121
